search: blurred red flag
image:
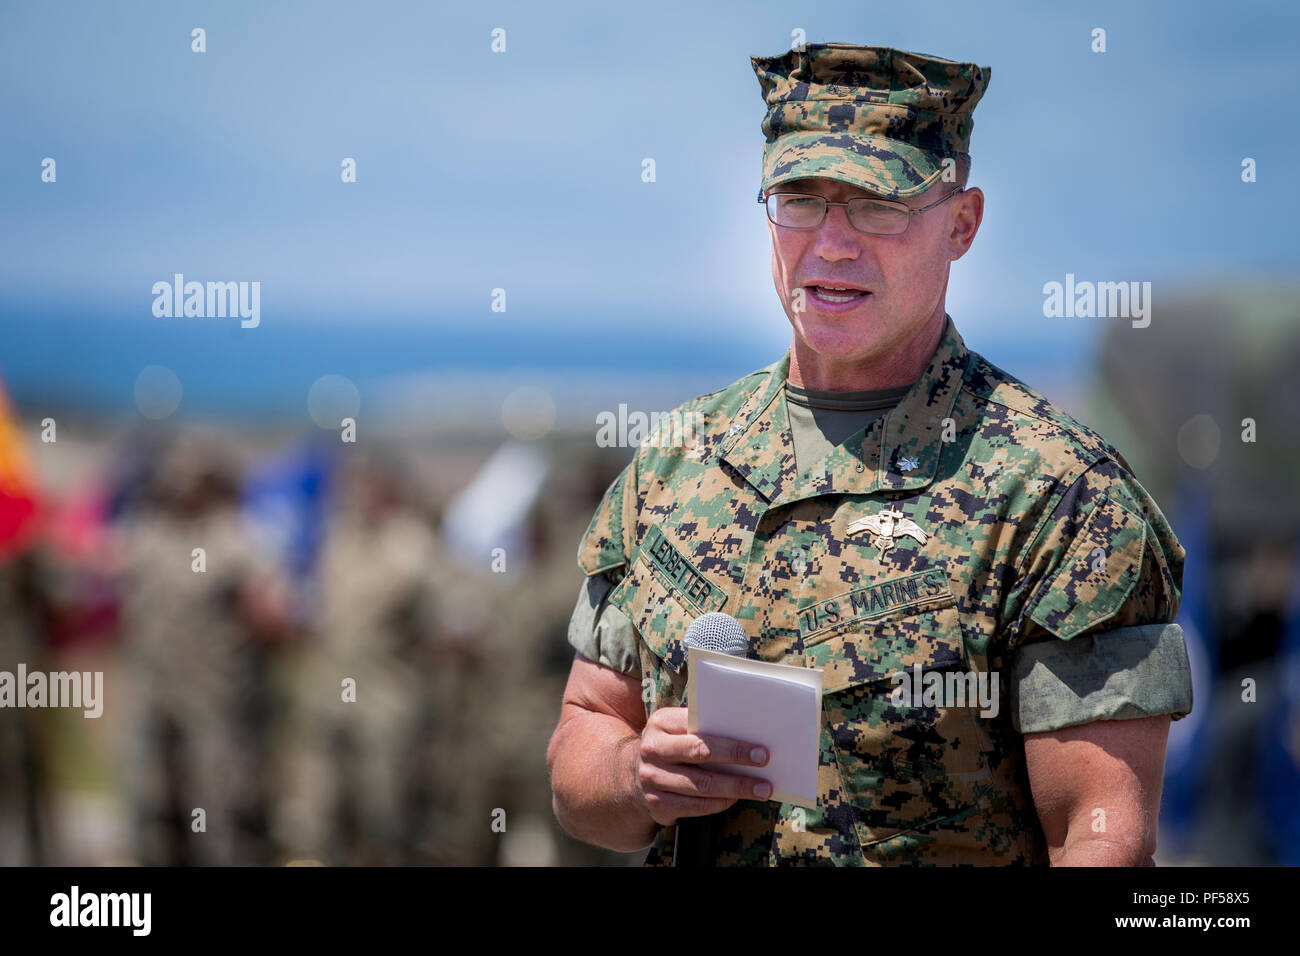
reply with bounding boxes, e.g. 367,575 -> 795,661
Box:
0,376 -> 40,562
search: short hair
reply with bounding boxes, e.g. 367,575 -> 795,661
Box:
952,153 -> 971,187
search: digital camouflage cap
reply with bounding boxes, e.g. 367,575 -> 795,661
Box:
751,43 -> 991,199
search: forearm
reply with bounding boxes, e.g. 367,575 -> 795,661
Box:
548,710 -> 658,852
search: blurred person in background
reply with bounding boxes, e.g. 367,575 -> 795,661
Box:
108,431 -> 293,865
276,450 -> 450,865
18,468 -> 126,865
479,470 -> 618,866
413,441 -> 642,866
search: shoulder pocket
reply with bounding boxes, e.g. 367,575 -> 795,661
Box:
1027,492 -> 1146,641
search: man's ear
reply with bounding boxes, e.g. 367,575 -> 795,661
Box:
947,186 -> 984,261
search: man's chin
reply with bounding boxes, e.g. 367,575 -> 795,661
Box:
792,318 -> 886,357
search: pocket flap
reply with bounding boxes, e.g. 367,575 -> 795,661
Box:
1027,493 -> 1146,641
806,602 -> 965,695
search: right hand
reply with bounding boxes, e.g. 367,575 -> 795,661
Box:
633,706 -> 772,826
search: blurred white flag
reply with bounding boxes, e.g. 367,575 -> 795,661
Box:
440,440 -> 550,569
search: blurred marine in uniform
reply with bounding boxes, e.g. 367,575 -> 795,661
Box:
277,454 -> 444,865
547,43 -> 1193,866
112,433 -> 290,865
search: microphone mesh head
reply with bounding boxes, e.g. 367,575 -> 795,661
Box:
684,612 -> 749,658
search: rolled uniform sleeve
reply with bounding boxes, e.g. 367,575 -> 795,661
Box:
566,572 -> 642,678
566,461 -> 643,679
1004,457 -> 1193,733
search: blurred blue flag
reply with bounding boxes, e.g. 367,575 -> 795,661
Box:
242,439 -> 335,606
1160,476 -> 1217,853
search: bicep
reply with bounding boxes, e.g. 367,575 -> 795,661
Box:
558,652 -> 647,734
1024,714 -> 1170,857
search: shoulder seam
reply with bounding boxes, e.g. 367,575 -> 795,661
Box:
680,365 -> 772,407
960,381 -> 1110,460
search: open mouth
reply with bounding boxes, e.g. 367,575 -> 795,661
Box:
806,285 -> 871,307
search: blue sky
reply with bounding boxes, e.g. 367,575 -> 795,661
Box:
1,0 -> 1296,421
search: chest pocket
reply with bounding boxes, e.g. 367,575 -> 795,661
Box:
608,534 -> 730,715
802,585 -> 994,846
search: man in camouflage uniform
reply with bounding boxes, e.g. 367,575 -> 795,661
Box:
547,43 -> 1192,866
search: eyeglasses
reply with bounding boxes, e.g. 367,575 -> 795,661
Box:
758,186 -> 965,236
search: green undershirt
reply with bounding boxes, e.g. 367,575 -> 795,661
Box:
784,379 -> 913,474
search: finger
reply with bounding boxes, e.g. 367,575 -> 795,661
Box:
640,761 -> 774,802
652,730 -> 769,767
642,788 -> 739,823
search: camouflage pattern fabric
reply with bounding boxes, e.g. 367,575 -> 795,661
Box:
752,43 -> 991,199
573,314 -> 1191,866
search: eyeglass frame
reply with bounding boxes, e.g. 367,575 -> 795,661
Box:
757,184 -> 966,236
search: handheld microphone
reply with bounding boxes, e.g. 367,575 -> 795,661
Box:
674,611 -> 749,867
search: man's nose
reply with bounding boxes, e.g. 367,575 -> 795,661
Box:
813,204 -> 866,260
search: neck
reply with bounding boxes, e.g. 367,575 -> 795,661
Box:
787,307 -> 947,391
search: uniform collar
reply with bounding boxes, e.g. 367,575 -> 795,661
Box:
719,313 -> 970,504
